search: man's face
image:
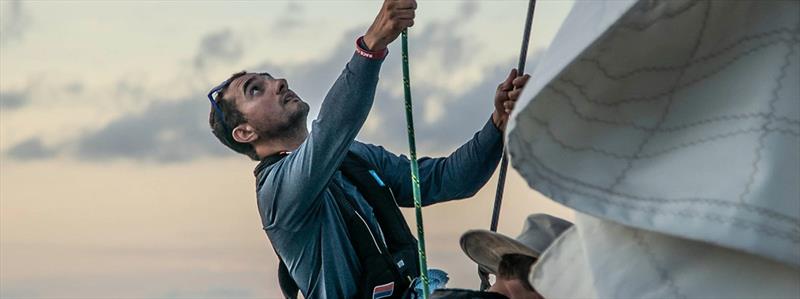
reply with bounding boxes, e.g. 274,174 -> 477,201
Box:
490,254 -> 544,299
225,72 -> 310,139
491,277 -> 544,299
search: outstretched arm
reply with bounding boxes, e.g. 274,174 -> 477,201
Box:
355,118 -> 504,207
358,69 -> 531,206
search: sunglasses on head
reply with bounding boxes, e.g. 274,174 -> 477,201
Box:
207,72 -> 272,144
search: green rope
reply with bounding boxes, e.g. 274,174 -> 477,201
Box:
401,29 -> 430,299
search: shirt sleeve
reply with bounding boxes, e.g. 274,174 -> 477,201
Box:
353,117 -> 504,207
258,46 -> 385,230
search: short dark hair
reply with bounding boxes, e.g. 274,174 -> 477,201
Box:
497,253 -> 536,291
208,71 -> 261,161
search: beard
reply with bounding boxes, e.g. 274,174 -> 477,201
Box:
256,100 -> 310,140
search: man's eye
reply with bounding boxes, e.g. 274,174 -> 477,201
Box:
250,86 -> 262,96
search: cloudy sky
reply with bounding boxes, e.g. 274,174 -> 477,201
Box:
1,1 -> 575,297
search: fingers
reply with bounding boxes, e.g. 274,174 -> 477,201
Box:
391,1 -> 416,29
504,72 -> 529,113
504,100 -> 516,114
392,9 -> 415,29
387,0 -> 417,10
390,18 -> 414,30
494,69 -> 528,120
512,74 -> 530,89
366,0 -> 417,49
397,19 -> 414,29
508,75 -> 530,100
391,9 -> 415,20
508,88 -> 523,101
498,68 -> 517,91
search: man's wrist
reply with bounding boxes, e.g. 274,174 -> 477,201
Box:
362,34 -> 379,50
491,111 -> 504,132
355,36 -> 388,60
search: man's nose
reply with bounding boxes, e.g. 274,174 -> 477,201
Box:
274,79 -> 288,94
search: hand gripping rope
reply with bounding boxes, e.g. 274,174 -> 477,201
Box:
400,29 -> 431,299
479,0 -> 537,290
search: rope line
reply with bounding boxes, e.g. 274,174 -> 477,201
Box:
401,29 -> 430,299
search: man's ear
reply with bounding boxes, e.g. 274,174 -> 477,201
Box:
232,123 -> 259,144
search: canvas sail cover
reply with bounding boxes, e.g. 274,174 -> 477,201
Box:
506,0 -> 800,268
529,213 -> 800,298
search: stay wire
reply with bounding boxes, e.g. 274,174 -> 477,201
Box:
480,0 -> 537,291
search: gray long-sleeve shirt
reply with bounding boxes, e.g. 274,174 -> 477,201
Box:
255,51 -> 503,298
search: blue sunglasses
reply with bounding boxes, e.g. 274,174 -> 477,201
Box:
207,80 -> 231,130
207,79 -> 235,146
207,72 -> 271,144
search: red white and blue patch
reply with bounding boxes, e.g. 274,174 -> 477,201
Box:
372,281 -> 394,299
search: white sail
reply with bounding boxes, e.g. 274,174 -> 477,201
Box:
507,0 -> 799,296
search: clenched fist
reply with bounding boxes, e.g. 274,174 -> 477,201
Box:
492,69 -> 531,132
363,0 -> 418,51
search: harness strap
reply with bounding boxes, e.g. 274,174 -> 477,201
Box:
259,151 -> 418,299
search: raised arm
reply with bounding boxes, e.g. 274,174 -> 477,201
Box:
258,0 -> 418,229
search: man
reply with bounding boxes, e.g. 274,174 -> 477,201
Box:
487,254 -> 540,299
431,214 -> 573,299
206,0 -> 530,297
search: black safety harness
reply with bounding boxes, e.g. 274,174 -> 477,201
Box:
254,151 -> 420,299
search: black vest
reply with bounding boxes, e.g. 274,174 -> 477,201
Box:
254,151 -> 420,299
